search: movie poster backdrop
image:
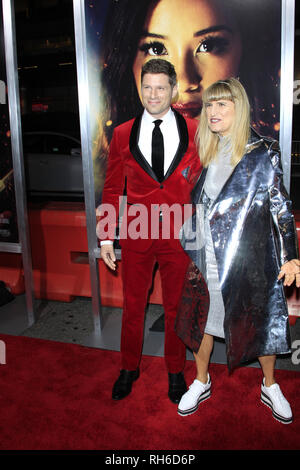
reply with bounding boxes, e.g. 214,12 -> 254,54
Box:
84,0 -> 282,206
0,2 -> 18,243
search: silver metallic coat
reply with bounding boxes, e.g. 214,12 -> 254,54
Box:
179,129 -> 299,369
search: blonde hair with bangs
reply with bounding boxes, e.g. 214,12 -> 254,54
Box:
196,78 -> 250,168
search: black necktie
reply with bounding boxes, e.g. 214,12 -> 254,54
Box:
151,119 -> 164,182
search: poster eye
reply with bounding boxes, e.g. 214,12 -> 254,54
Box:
140,41 -> 168,56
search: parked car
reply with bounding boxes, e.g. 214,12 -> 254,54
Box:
23,131 -> 84,199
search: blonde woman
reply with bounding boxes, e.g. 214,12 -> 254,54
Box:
176,78 -> 299,424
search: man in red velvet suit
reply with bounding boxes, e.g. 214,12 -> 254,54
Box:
97,59 -> 201,403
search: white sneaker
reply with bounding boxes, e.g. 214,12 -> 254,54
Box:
178,374 -> 211,416
261,378 -> 293,424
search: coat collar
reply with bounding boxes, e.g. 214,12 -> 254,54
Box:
191,128 -> 265,204
129,108 -> 189,182
245,127 -> 264,153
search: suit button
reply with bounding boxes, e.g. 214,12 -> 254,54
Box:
160,184 -> 164,189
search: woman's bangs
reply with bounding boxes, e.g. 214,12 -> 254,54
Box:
203,83 -> 233,104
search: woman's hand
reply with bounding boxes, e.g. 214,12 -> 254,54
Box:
278,259 -> 300,287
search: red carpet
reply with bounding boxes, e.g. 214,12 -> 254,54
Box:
0,333 -> 299,450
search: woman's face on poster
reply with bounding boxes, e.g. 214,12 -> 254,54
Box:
133,0 -> 242,119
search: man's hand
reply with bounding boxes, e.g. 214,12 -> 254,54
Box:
100,244 -> 117,271
278,259 -> 300,287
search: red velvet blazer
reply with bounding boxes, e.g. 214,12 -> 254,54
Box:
98,109 -> 201,252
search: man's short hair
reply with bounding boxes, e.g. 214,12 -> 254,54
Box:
141,59 -> 177,88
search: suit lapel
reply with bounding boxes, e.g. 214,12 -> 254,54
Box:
129,113 -> 159,182
164,109 -> 189,180
129,109 -> 190,182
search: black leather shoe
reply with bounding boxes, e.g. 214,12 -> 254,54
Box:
112,368 -> 140,400
168,372 -> 187,404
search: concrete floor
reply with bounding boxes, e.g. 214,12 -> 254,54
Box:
0,293 -> 299,372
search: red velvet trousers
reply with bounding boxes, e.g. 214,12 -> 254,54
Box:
120,238 -> 189,373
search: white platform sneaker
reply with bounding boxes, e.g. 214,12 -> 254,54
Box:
178,374 -> 211,416
260,378 -> 293,424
